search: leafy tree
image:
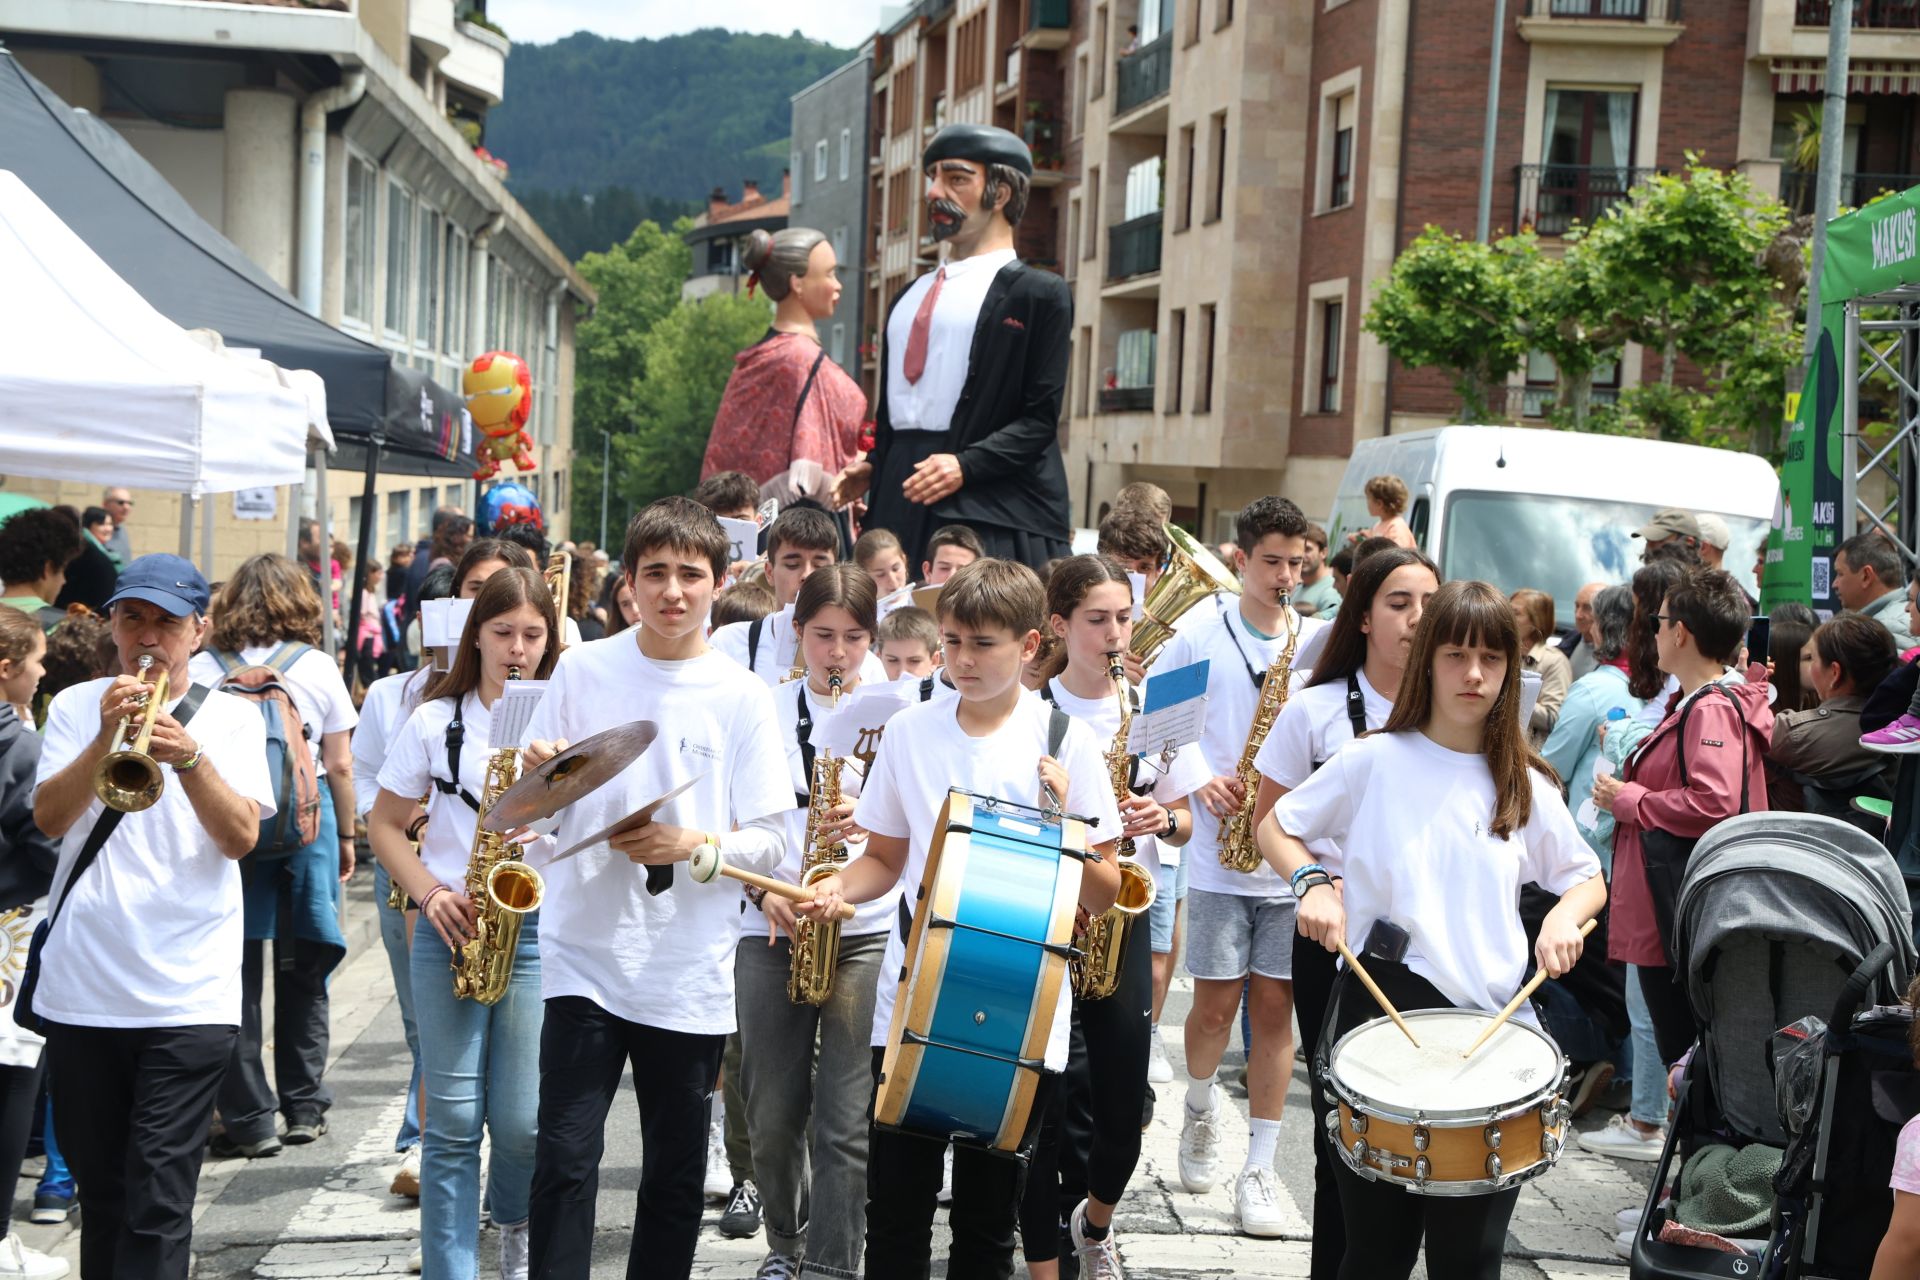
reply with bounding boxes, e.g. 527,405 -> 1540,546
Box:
1362,227 -> 1530,423
570,220 -> 694,539
614,292 -> 774,510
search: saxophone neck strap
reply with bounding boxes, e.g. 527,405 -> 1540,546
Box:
1217,596 -> 1266,691
1345,672 -> 1368,738
437,700 -> 484,814
1040,679 -> 1144,792
795,682 -> 816,808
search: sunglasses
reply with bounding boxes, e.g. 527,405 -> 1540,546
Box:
1653,614 -> 1679,630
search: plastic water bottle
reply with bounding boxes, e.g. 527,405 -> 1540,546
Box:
1577,710 -> 1629,830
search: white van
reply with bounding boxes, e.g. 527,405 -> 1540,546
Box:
1326,427 -> 1779,628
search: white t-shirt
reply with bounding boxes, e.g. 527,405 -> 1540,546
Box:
1252,668 -> 1394,878
1040,677 -> 1210,874
712,603 -> 890,688
525,633 -> 791,1034
1272,731 -> 1599,1021
738,680 -> 900,940
189,643 -> 358,776
351,668 -> 427,818
33,678 -> 277,1027
853,695 -> 1122,1069
1154,595 -> 1329,898
377,693 -> 552,890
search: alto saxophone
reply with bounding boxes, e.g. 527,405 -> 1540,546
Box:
789,688 -> 848,1005
452,668 -> 547,1004
1071,654 -> 1158,1001
1219,598 -> 1300,872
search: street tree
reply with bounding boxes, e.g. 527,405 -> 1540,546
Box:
1362,226 -> 1530,424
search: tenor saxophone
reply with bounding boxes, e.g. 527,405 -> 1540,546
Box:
1219,599 -> 1300,872
452,668 -> 547,1004
1071,654 -> 1158,1001
788,727 -> 849,1006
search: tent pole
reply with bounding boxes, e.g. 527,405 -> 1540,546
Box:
317,457 -> 335,660
1844,302 -> 1860,545
1800,1 -> 1853,378
178,495 -> 194,560
352,436 -> 382,694
201,494 -> 215,579
287,455 -> 309,558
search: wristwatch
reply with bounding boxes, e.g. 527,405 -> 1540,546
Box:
1162,809 -> 1179,840
1293,871 -> 1333,900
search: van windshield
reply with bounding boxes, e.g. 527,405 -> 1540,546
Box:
1439,491 -> 1766,629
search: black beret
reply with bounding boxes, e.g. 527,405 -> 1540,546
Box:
922,124 -> 1033,177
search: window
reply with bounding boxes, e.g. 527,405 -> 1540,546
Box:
444,224 -> 469,359
1532,87 -> 1639,234
888,171 -> 911,233
416,205 -> 441,352
1185,0 -> 1203,45
386,491 -> 411,549
815,140 -> 829,183
343,156 -> 377,326
1196,303 -> 1217,412
793,151 -> 804,205
1077,323 -> 1095,416
1084,165 -> 1101,259
1167,308 -> 1186,412
1066,196 -> 1082,277
1329,93 -> 1355,208
833,225 -> 849,266
384,181 -> 414,336
840,128 -> 852,180
957,14 -> 987,93
1317,300 -> 1343,412
892,64 -> 917,136
831,323 -> 847,365
1217,0 -> 1234,28
1205,112 -> 1229,223
1074,54 -> 1089,137
1124,157 -> 1162,220
1176,125 -> 1196,231
1092,7 -> 1108,98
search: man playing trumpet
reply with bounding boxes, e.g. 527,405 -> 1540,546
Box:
31,555 -> 276,1279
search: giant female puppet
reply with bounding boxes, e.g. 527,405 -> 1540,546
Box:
834,123 -> 1074,570
701,227 -> 868,512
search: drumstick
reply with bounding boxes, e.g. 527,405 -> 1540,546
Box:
687,845 -> 856,921
1335,939 -> 1421,1048
1461,918 -> 1599,1060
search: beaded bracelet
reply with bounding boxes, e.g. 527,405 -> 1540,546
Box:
1289,862 -> 1327,891
174,746 -> 204,773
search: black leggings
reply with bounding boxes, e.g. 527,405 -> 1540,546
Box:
1321,962 -> 1520,1280
1636,963 -> 1700,1067
1293,935 -> 1346,1280
0,1058 -> 41,1216
1019,924 -> 1152,1262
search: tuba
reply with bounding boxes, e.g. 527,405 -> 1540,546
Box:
94,655 -> 167,812
1071,654 -> 1158,1000
543,551 -> 572,625
1219,600 -> 1299,872
1129,525 -> 1242,668
451,668 -> 547,1004
789,681 -> 848,1005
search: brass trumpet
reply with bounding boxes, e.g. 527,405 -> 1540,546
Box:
94,655 -> 167,812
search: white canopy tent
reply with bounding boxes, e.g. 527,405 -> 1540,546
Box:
0,169 -> 312,495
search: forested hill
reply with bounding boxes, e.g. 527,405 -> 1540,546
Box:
486,29 -> 855,238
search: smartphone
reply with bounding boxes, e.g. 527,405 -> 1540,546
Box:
1747,614 -> 1770,662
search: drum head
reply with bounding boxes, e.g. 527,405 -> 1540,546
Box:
1329,1010 -> 1561,1120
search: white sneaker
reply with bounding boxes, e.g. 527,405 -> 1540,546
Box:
406,1247 -> 422,1274
1234,1165 -> 1285,1238
1615,1227 -> 1635,1259
390,1143 -> 421,1198
1577,1113 -> 1666,1161
1616,1204 -> 1644,1234
1178,1087 -> 1223,1193
498,1220 -> 530,1280
0,1233 -> 69,1279
704,1118 -> 732,1201
754,1253 -> 802,1280
1070,1199 -> 1126,1279
1146,1028 -> 1174,1085
936,1144 -> 954,1206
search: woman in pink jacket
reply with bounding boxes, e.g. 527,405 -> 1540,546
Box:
1592,568 -> 1772,1066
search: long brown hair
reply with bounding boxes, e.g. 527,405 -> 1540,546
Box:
422,567 -> 559,703
1382,579 -> 1553,839
206,554 -> 322,650
1626,559 -> 1689,701
1035,554 -> 1132,684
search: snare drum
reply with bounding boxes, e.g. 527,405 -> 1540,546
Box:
1323,1008 -> 1570,1196
875,790 -> 1088,1153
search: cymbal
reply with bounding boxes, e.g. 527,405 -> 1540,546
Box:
480,720 -> 658,831
546,773 -> 706,863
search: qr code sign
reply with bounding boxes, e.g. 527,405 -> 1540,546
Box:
1813,556 -> 1831,600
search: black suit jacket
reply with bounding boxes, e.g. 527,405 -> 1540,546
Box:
868,260 -> 1074,541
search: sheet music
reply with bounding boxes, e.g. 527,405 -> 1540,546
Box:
1126,658 -> 1211,756
718,516 -> 759,566
876,582 -> 918,618
817,681 -> 916,759
1127,571 -> 1147,622
489,681 -> 551,749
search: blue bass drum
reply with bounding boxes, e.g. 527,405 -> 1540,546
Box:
875,790 -> 1088,1153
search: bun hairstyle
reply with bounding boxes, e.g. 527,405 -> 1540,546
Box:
743,227 -> 829,302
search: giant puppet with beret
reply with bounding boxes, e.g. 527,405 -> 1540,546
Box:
836,123 -> 1075,570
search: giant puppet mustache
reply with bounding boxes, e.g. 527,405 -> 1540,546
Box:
928,199 -> 967,240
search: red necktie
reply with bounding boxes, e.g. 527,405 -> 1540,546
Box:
902,267 -> 945,385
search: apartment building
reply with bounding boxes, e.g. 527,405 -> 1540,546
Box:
0,0 -> 589,574
1065,0 -> 1920,543
684,175 -> 792,300
791,55 -> 874,383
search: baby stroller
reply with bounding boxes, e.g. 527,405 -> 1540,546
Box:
1627,813 -> 1916,1280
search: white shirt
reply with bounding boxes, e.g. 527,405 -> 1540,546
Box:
853,695 -> 1122,1069
885,247 -> 1019,433
1272,731 -> 1599,1021
350,668 -> 431,818
377,693 -> 554,890
189,643 -> 358,776
1252,668 -> 1394,878
525,633 -> 791,1034
738,680 -> 900,940
1155,595 -> 1329,898
712,604 -> 890,688
33,679 -> 277,1027
1040,677 -> 1210,874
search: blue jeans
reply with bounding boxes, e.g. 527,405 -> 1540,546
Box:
37,1095 -> 70,1194
373,863 -> 424,1152
410,909 -> 543,1280
1625,964 -> 1668,1130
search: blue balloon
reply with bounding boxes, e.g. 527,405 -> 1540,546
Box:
479,481 -> 543,534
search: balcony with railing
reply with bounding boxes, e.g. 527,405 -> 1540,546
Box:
1107,211 -> 1163,282
1781,169 -> 1918,213
1515,162 -> 1663,235
1523,0 -> 1680,17
1796,0 -> 1920,28
1097,386 -> 1156,413
1510,382 -> 1621,420
1115,32 -> 1173,118
1024,0 -> 1071,48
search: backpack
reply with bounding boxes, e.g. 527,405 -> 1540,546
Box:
210,643 -> 322,855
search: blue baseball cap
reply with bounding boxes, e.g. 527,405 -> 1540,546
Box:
105,554 -> 211,618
